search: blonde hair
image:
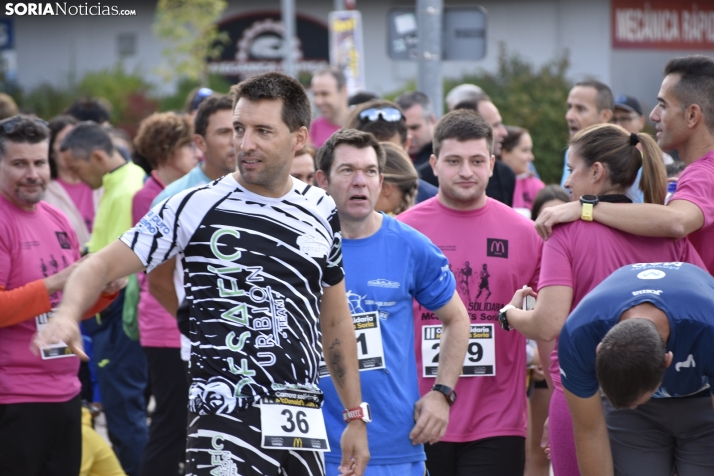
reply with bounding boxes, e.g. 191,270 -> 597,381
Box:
570,123 -> 667,204
380,142 -> 419,214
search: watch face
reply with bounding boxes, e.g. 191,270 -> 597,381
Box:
580,194 -> 598,204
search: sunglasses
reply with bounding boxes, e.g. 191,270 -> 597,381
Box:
191,88 -> 213,111
0,116 -> 49,134
358,107 -> 404,123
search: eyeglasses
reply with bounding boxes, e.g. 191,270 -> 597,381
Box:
612,114 -> 639,124
0,116 -> 49,134
191,88 -> 213,111
358,107 -> 404,123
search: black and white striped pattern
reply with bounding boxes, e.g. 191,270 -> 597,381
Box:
120,175 -> 343,415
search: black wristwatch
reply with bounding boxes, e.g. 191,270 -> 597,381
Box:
432,384 -> 457,406
498,304 -> 516,331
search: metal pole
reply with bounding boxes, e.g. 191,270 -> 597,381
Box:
282,0 -> 296,78
417,0 -> 443,118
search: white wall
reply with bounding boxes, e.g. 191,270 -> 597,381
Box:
4,0 -> 704,111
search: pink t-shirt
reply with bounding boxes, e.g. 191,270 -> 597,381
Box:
539,220 -> 705,391
57,177 -> 95,232
131,173 -> 181,348
398,197 -> 542,442
513,176 -> 545,211
0,195 -> 81,404
309,116 -> 340,148
671,151 -> 714,275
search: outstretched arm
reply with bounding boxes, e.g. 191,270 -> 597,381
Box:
33,240 -> 145,358
319,280 -> 369,476
534,200 -> 703,241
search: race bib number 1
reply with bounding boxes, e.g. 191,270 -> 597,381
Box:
319,311 -> 385,377
260,396 -> 330,451
36,311 -> 74,360
422,324 -> 496,377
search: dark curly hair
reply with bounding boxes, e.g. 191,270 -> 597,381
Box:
134,112 -> 193,169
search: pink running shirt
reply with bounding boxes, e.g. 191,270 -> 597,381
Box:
513,176 -> 545,211
539,219 -> 705,391
398,197 -> 542,442
131,173 -> 181,348
0,195 -> 81,404
309,116 -> 340,148
56,177 -> 95,232
671,151 -> 714,275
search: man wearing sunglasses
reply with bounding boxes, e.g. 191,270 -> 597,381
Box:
310,67 -> 350,148
346,99 -> 438,204
0,115 -> 116,475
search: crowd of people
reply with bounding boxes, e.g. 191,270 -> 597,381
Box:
1,52 -> 714,476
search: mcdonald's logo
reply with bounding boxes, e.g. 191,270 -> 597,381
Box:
293,438 -> 303,448
487,238 -> 508,258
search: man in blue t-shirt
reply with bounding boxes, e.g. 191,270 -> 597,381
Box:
315,129 -> 470,476
559,262 -> 714,476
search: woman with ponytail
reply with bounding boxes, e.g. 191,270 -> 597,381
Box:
501,123 -> 705,476
375,142 -> 419,215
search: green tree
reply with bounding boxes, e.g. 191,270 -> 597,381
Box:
444,46 -> 572,184
153,0 -> 229,85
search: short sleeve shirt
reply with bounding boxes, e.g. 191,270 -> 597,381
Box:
559,262 -> 714,399
120,175 -> 344,415
671,151 -> 714,274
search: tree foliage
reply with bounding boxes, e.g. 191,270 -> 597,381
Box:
153,0 -> 229,85
444,45 -> 572,184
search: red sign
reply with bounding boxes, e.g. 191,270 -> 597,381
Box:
613,0 -> 714,50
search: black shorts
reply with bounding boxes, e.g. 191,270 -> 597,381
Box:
424,436 -> 525,476
186,405 -> 326,476
0,394 -> 82,476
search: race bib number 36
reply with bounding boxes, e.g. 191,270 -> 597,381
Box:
260,397 -> 330,451
319,311 -> 385,377
422,324 -> 496,377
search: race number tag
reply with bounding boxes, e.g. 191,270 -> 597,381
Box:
319,311 -> 385,377
260,394 -> 330,451
422,324 -> 496,377
36,311 -> 74,360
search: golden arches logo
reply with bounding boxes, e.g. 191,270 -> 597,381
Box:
293,438 -> 303,448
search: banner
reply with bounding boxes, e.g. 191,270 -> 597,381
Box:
613,0 -> 714,50
328,10 -> 365,95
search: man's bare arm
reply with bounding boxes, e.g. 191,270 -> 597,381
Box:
535,200 -> 703,240
565,389 -> 614,476
33,240 -> 145,357
148,257 -> 179,317
319,280 -> 369,475
410,291 -> 470,445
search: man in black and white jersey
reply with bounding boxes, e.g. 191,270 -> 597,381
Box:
34,72 -> 370,476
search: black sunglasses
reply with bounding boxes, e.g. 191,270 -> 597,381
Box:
0,116 -> 49,134
358,107 -> 404,123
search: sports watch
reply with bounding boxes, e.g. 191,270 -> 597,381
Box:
498,304 -> 517,331
343,402 -> 372,423
431,384 -> 457,406
580,195 -> 599,222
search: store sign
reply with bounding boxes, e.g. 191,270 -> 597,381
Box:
613,0 -> 714,50
208,12 -> 328,80
328,10 -> 365,94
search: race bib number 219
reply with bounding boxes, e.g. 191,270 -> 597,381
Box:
422,324 -> 496,377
